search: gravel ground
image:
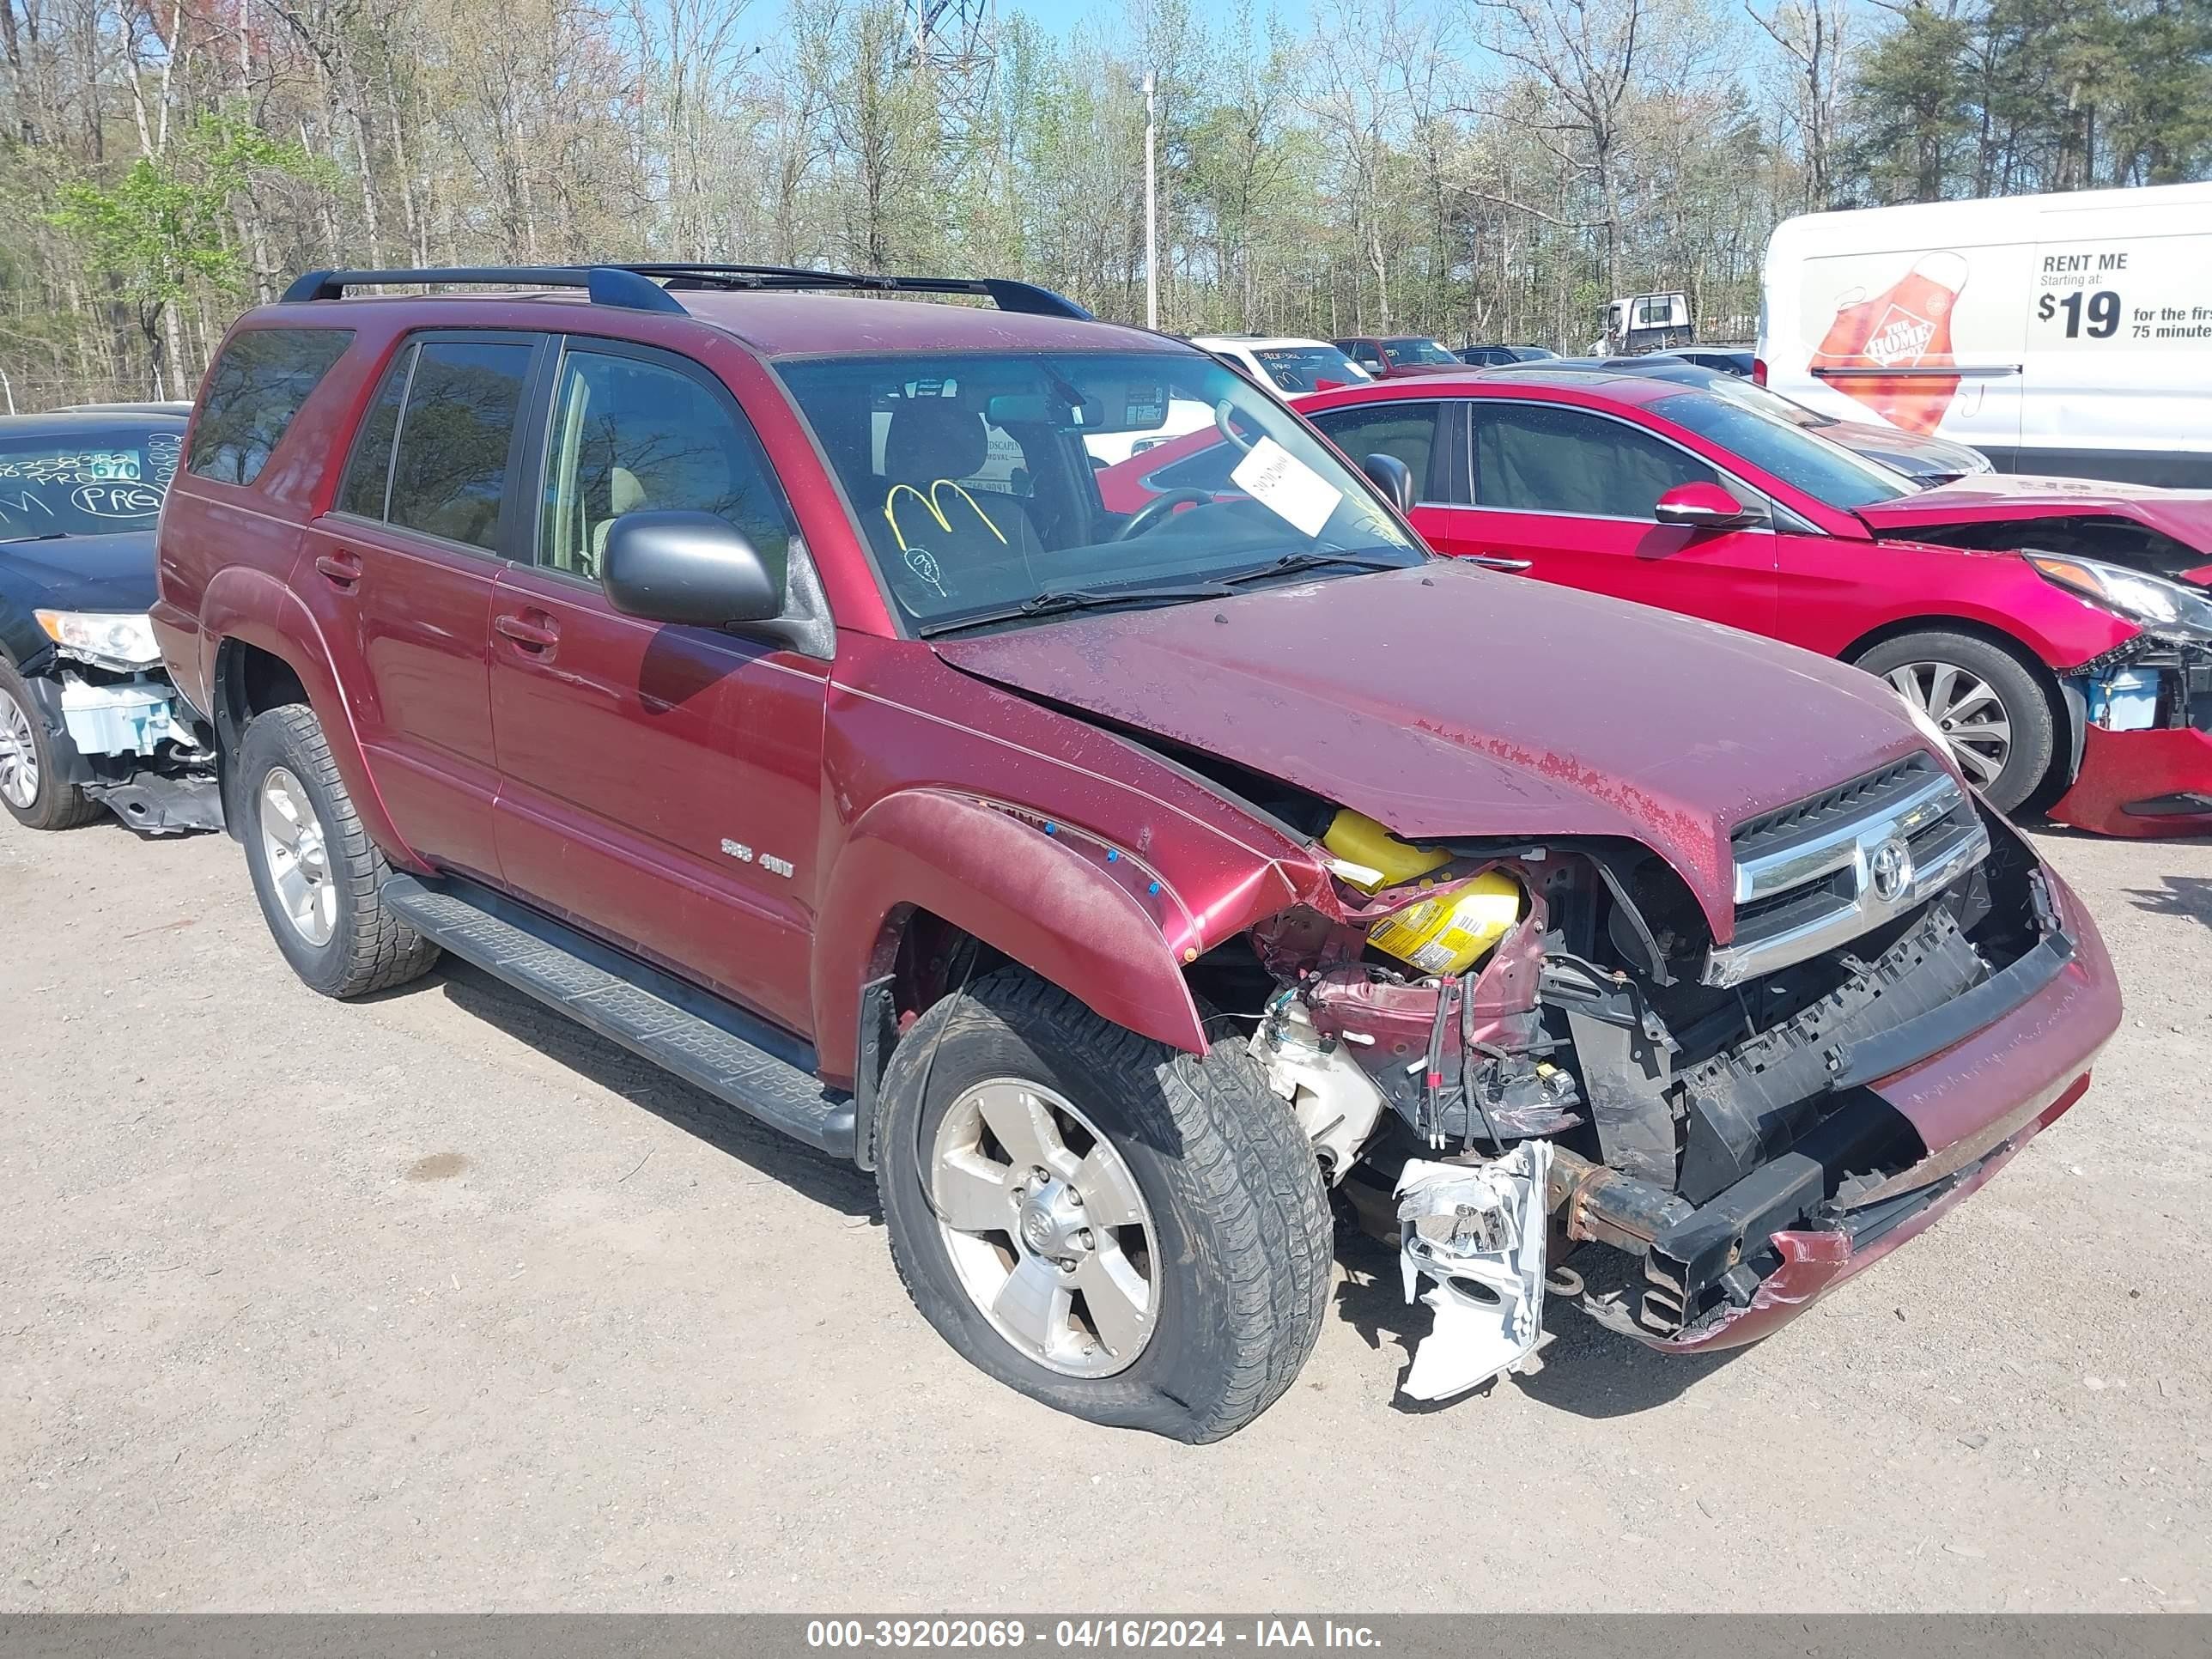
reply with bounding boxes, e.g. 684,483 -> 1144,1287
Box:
2,813 -> 2207,1612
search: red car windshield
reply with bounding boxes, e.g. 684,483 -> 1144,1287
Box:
1647,392 -> 1917,510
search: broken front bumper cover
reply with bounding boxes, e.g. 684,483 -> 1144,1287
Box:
1571,867 -> 2119,1354
2049,723 -> 2212,838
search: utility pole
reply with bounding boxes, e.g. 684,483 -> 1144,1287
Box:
1143,70 -> 1158,331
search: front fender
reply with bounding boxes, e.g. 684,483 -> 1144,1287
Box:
811,789 -> 1210,1076
201,567 -> 420,869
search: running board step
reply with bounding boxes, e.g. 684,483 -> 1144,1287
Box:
380,873 -> 855,1158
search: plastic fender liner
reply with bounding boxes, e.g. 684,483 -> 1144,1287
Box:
15,673 -> 94,787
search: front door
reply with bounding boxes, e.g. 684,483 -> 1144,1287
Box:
302,331 -> 545,881
1445,399 -> 1780,636
488,337 -> 828,1036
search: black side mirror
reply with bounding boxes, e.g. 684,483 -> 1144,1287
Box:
1361,453 -> 1416,515
601,511 -> 785,627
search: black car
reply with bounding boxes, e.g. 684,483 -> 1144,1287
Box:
1484,356 -> 1995,486
0,410 -> 220,833
1455,343 -> 1558,367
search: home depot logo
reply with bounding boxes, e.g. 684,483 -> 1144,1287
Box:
1863,305 -> 1937,367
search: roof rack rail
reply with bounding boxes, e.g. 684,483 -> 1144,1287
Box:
282,266 -> 687,313
280,263 -> 1093,321
611,264 -> 1092,320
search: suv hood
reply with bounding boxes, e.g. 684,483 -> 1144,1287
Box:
1856,476 -> 2212,577
935,563 -> 1924,933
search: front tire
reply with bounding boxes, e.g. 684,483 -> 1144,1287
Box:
876,969 -> 1333,1442
0,659 -> 101,831
237,704 -> 440,998
1855,630 -> 2057,812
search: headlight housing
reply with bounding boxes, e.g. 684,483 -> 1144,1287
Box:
2025,551 -> 2212,646
34,610 -> 162,672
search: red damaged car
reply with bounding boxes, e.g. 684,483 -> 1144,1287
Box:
1279,367 -> 2212,836
156,265 -> 2118,1439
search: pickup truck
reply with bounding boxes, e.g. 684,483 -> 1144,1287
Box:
152,263 -> 2121,1440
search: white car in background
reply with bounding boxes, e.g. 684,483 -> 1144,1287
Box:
1190,335 -> 1374,401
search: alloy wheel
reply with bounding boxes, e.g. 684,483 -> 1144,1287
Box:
929,1079 -> 1160,1377
0,688 -> 39,810
1885,661 -> 2012,789
258,765 -> 337,946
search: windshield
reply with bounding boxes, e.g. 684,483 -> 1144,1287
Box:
1384,337 -> 1460,367
1648,391 -> 1916,509
0,424 -> 180,538
1249,345 -> 1371,392
1692,372 -> 1837,430
778,350 -> 1425,633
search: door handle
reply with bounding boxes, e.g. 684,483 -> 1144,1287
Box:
314,551 -> 363,590
1462,554 -> 1532,571
494,612 -> 561,652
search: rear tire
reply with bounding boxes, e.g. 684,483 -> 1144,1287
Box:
0,659 -> 101,831
1854,630 -> 2057,812
237,704 -> 440,998
875,969 -> 1333,1442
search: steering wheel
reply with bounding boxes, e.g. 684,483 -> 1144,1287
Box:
1115,489 -> 1214,542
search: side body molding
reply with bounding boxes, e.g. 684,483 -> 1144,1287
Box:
811,789 -> 1210,1078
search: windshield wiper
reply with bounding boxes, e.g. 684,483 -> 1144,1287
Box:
916,580 -> 1234,638
1216,548 -> 1418,585
0,532 -> 69,545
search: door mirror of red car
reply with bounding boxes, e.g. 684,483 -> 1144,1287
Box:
1653,482 -> 1759,531
601,510 -> 786,628
1361,453 -> 1416,514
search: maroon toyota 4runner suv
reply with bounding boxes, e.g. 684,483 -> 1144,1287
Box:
154,264 -> 2120,1440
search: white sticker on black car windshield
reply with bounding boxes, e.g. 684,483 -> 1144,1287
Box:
1231,436 -> 1342,538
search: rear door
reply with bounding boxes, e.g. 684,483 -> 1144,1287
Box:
487,336 -> 828,1036
1449,398 -> 1780,634
306,331 -> 544,881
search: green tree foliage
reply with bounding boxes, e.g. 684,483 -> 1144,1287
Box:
1844,0 -> 2212,202
0,0 -> 2203,400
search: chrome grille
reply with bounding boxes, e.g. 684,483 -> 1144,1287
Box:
1704,756 -> 1990,988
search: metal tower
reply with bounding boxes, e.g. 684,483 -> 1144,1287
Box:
902,0 -> 1000,131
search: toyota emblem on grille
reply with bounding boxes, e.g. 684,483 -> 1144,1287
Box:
1869,836 -> 1914,902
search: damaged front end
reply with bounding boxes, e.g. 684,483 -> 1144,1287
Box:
2051,635 -> 2212,837
1234,754 -> 2117,1397
25,612 -> 222,834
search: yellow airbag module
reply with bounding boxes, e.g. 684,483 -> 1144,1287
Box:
1322,808 -> 1449,892
1364,871 -> 1525,975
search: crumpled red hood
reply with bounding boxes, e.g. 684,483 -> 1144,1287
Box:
1856,474 -> 2212,575
936,563 -> 1924,935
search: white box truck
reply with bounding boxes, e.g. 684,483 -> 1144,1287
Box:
1758,182 -> 2212,489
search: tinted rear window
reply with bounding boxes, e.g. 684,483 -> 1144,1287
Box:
188,328 -> 353,486
386,340 -> 532,551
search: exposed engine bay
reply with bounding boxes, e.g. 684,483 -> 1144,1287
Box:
33,653 -> 222,835
1210,756 -> 2064,1397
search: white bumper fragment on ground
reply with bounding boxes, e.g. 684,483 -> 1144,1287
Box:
1395,1142 -> 1553,1401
